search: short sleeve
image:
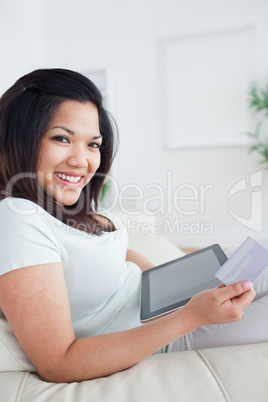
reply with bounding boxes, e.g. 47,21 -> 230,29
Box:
0,198 -> 62,275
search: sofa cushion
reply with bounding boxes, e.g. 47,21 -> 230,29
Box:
0,310 -> 36,372
1,342 -> 268,402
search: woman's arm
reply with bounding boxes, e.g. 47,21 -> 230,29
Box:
126,249 -> 155,271
0,263 -> 255,383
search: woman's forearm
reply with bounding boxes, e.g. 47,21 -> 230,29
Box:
1,264 -> 254,384
41,307 -> 196,383
126,249 -> 155,271
41,281 -> 255,383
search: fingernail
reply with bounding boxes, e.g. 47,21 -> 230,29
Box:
242,281 -> 252,289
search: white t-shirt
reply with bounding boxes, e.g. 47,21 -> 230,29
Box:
0,197 -> 142,338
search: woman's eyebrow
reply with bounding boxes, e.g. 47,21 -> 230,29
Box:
51,125 -> 102,139
51,125 -> 75,135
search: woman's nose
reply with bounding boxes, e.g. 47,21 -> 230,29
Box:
67,146 -> 88,168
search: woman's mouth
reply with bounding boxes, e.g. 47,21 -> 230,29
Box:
54,172 -> 84,187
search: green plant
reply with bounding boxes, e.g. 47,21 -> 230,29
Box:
100,180 -> 110,202
246,84 -> 268,169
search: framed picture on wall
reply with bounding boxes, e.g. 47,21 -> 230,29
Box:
159,25 -> 256,148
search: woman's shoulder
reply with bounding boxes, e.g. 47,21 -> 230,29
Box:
0,197 -> 47,221
0,197 -> 62,275
0,197 -> 57,235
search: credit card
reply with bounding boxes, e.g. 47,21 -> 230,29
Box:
215,237 -> 268,285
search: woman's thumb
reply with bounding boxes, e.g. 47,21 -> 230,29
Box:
218,281 -> 253,302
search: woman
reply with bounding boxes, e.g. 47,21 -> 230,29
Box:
0,69 -> 266,383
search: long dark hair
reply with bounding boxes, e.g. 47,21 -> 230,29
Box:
0,68 -> 118,235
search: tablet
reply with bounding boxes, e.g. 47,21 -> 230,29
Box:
140,244 -> 227,322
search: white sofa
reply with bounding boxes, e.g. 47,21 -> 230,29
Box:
1,212 -> 268,401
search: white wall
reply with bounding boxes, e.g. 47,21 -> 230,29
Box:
1,0 -> 268,249
0,0 -> 44,94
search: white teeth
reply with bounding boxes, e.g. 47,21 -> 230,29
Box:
56,173 -> 81,183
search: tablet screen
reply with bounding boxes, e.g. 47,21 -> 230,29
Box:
141,245 -> 227,322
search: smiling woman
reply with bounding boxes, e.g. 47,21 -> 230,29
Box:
0,69 -> 117,234
0,68 -> 267,384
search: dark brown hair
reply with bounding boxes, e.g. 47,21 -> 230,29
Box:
0,68 -> 118,234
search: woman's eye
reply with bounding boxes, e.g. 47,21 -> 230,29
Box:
52,135 -> 70,143
89,142 -> 102,149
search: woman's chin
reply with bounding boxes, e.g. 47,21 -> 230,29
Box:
55,189 -> 81,207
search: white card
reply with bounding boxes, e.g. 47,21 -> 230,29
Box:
215,237 -> 268,285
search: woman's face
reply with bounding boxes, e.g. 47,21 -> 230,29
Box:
37,100 -> 102,206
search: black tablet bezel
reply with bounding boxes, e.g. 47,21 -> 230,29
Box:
140,244 -> 227,323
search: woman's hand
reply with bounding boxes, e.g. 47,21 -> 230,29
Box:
183,281 -> 256,328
